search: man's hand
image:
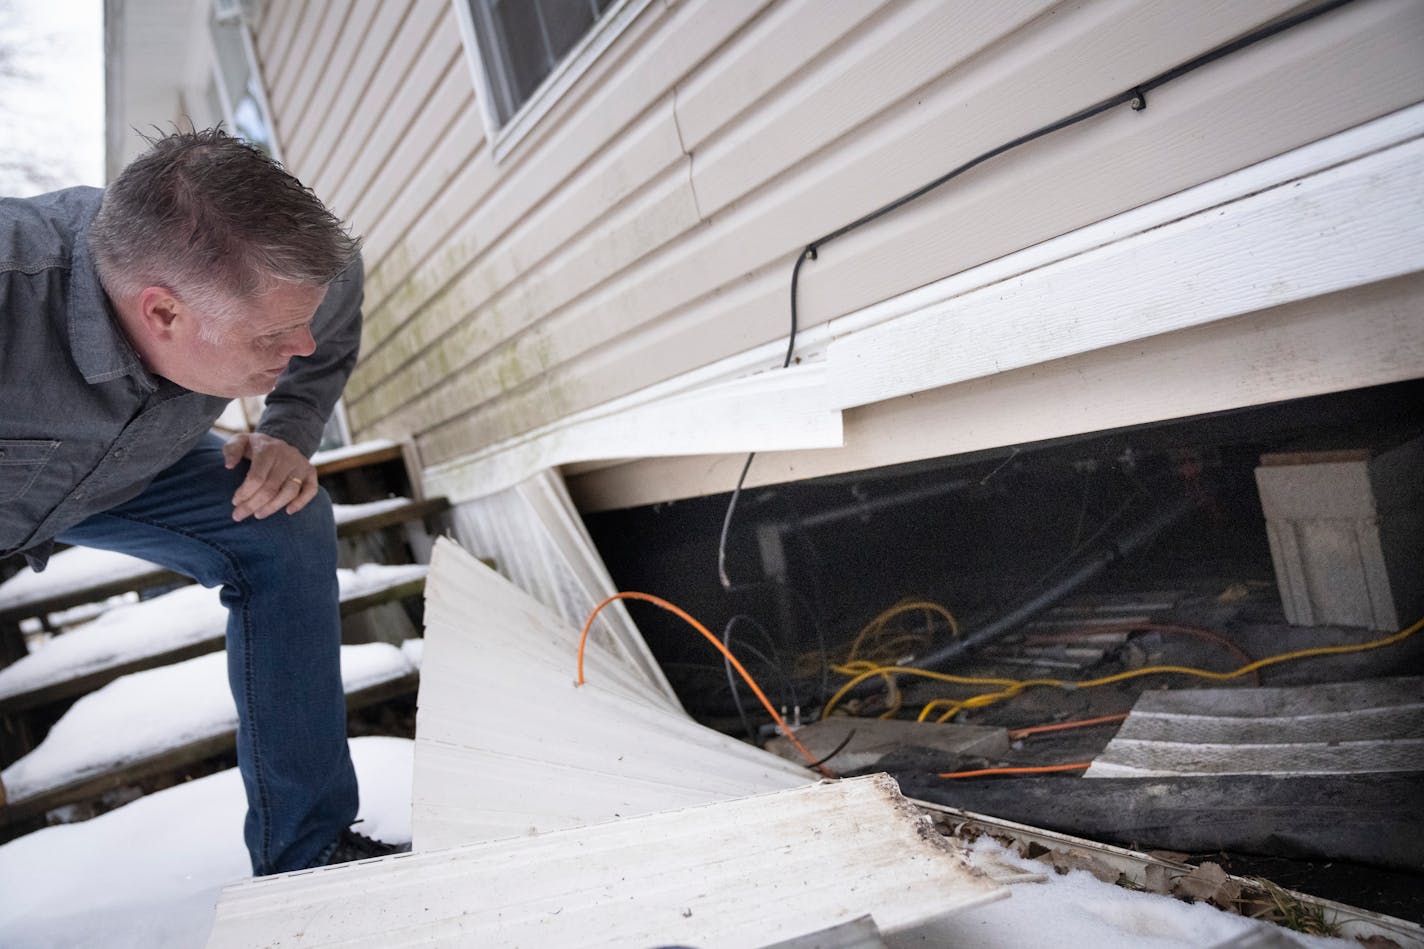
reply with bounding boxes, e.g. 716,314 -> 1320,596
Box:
223,433 -> 319,521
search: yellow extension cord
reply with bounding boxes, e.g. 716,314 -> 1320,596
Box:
819,615 -> 1424,723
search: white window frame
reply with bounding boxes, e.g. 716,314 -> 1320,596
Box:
205,1 -> 285,163
451,0 -> 655,162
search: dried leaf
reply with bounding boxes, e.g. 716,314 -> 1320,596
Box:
1355,936 -> 1403,949
1142,864 -> 1174,895
1048,849 -> 1120,883
1172,861 -> 1242,908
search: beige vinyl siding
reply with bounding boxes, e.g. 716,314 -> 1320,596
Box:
282,3 -> 416,176
257,1 -> 309,99
249,0 -> 1424,480
278,1 -> 379,165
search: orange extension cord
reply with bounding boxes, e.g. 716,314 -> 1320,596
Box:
576,591 -> 835,778
938,762 -> 1093,779
1007,713 -> 1130,741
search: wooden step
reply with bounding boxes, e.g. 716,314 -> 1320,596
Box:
312,439 -> 405,477
0,568 -> 426,715
0,498 -> 447,629
0,646 -> 419,826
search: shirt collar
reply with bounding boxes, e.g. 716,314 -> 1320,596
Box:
66,224 -> 157,391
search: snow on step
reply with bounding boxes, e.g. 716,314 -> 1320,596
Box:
206,775 -> 1006,949
0,565 -> 427,704
0,501 -> 418,622
311,439 -> 399,468
1,643 -> 415,803
332,498 -> 418,524
0,548 -> 164,614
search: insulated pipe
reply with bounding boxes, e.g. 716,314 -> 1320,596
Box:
916,494 -> 1200,671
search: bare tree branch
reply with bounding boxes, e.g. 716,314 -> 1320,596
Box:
0,0 -> 69,194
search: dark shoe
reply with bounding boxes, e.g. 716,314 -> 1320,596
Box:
322,828 -> 411,866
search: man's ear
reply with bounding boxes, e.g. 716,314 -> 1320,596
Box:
135,287 -> 184,341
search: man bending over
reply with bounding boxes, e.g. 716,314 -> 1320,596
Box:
1,128 -> 392,874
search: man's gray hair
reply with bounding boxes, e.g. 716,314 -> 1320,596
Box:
90,128 -> 360,331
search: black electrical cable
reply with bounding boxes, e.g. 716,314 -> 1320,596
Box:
803,728 -> 857,771
721,613 -> 799,740
721,614 -> 756,740
715,245 -> 816,591
714,0 -> 1357,590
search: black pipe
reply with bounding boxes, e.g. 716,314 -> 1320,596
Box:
916,494 -> 1199,671
792,476 -> 979,532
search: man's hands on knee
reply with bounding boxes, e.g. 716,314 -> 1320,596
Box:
223,433 -> 319,521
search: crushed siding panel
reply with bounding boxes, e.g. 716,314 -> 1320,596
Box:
206,776 -> 1005,948
412,538 -> 808,850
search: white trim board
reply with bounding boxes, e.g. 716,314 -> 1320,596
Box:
423,361 -> 842,503
827,130 -> 1424,410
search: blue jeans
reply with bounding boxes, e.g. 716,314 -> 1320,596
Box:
59,433 -> 357,875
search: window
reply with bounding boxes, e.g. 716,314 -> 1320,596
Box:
208,3 -> 280,157
470,0 -> 617,125
454,0 -> 653,158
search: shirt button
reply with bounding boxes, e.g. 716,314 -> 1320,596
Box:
113,448 -> 126,460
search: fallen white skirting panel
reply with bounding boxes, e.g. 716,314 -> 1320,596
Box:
447,469 -> 681,709
412,538 -> 810,851
1086,677 -> 1424,778
206,774 -> 1006,948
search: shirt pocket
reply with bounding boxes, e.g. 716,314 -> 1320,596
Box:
0,439 -> 61,504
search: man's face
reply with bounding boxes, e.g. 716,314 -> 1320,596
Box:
153,283 -> 327,398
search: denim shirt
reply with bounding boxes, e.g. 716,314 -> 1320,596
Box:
1,187 -> 363,569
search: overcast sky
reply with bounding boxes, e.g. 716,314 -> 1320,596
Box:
0,0 -> 104,196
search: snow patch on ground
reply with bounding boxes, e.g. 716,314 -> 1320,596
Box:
0,737 -> 412,949
938,836 -> 1357,949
